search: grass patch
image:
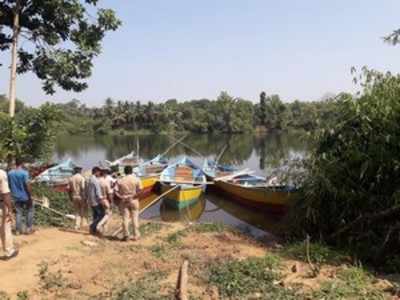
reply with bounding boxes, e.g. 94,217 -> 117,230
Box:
38,262 -> 67,291
165,230 -> 188,248
208,254 -> 296,299
192,222 -> 225,233
139,222 -> 165,237
149,244 -> 168,259
32,183 -> 73,227
312,267 -> 386,299
16,291 -> 29,300
0,291 -> 9,300
94,271 -> 170,300
280,241 -> 348,265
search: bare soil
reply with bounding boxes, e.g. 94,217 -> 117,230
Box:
0,220 -> 395,300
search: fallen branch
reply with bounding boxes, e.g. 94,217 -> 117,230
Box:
176,260 -> 189,300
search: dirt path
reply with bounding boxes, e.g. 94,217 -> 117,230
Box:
0,228 -> 87,296
0,222 -> 394,300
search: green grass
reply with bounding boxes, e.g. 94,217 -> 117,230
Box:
192,222 -> 225,233
208,254 -> 294,299
165,230 -> 188,248
139,222 -> 165,237
94,271 -> 170,300
38,262 -> 67,291
16,291 -> 29,300
149,244 -> 168,259
280,241 -> 348,265
0,291 -> 9,300
312,267 -> 386,300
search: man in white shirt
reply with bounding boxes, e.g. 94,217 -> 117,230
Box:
0,169 -> 18,260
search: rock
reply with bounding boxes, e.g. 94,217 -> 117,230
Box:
291,262 -> 300,273
81,240 -> 98,247
68,282 -> 82,289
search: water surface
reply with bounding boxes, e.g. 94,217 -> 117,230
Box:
55,132 -> 309,237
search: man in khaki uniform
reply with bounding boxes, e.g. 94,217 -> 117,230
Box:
0,169 -> 18,260
68,166 -> 88,230
115,166 -> 142,241
97,169 -> 113,235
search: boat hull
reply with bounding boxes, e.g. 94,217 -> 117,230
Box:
214,181 -> 294,214
139,176 -> 159,199
160,183 -> 205,209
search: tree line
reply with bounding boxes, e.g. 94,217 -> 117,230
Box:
47,91 -> 341,135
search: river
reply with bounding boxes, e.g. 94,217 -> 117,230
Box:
55,132 -> 309,237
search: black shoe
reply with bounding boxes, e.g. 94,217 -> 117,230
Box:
1,249 -> 19,261
121,236 -> 130,242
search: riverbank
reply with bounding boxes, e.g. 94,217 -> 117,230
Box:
0,220 -> 396,300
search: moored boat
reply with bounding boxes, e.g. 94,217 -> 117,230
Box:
202,159 -> 238,180
159,157 -> 207,209
34,159 -> 77,191
214,174 -> 296,214
105,151 -> 142,168
133,155 -> 169,198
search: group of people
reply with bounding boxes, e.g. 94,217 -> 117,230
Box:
69,165 -> 142,241
0,159 -> 143,261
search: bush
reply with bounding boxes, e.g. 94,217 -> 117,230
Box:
32,184 -> 73,227
288,69 -> 400,267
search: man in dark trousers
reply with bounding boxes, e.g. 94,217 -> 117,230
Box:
8,158 -> 34,235
87,167 -> 105,235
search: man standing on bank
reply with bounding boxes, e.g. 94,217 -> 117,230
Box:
8,158 -> 34,235
0,168 -> 18,260
87,167 -> 105,236
115,166 -> 142,241
68,166 -> 88,230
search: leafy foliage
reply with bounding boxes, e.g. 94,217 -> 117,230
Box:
0,0 -> 121,94
0,104 -> 61,162
55,91 -> 339,135
288,69 -> 400,265
32,184 -> 73,227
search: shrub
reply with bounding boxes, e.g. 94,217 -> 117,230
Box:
288,69 -> 400,266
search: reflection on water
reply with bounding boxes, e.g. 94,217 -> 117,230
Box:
55,132 -> 309,237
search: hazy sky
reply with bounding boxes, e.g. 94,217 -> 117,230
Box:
1,0 -> 400,106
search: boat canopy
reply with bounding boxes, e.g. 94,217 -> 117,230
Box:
161,156 -> 206,183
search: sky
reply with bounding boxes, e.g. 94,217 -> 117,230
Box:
1,0 -> 400,106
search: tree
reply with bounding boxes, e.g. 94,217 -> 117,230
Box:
289,69 -> 400,266
0,103 -> 62,161
0,0 -> 121,116
259,91 -> 267,126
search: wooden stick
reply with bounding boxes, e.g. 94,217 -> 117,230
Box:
214,144 -> 229,166
33,198 -> 76,220
170,137 -> 205,158
160,134 -> 188,157
111,185 -> 180,237
161,180 -> 213,185
176,260 -> 189,300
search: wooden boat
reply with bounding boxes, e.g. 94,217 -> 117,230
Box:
133,155 -> 168,177
105,151 -> 142,167
202,159 -> 238,180
214,174 -> 296,214
159,157 -> 207,209
132,155 -> 168,198
34,159 -> 77,191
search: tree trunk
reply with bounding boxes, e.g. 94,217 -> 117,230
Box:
8,0 -> 20,118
